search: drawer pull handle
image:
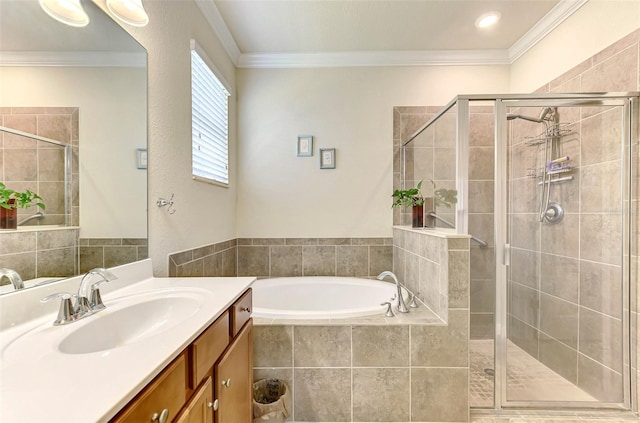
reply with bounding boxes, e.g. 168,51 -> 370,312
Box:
151,409 -> 169,423
221,378 -> 231,388
208,399 -> 219,411
240,306 -> 251,313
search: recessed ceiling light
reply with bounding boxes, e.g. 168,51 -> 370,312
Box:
475,11 -> 502,29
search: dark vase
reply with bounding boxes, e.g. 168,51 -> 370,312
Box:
412,203 -> 424,228
1,199 -> 17,230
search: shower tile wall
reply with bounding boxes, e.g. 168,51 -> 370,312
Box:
0,228 -> 79,283
394,107 -> 496,339
1,107 -> 79,226
79,238 -> 148,273
507,28 -> 640,403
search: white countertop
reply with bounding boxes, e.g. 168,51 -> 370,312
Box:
0,260 -> 255,422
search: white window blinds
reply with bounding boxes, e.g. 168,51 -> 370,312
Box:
191,40 -> 230,186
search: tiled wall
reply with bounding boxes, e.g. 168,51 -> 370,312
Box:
0,228 -> 79,284
392,227 -> 470,321
1,107 -> 79,226
79,238 -> 148,274
168,237 -> 393,279
237,237 -> 393,278
253,228 -> 470,422
168,239 -> 237,277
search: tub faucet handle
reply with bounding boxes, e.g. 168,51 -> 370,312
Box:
408,293 -> 419,308
381,302 -> 395,317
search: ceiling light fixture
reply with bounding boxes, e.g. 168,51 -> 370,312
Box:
475,11 -> 501,29
106,0 -> 149,27
39,0 -> 90,27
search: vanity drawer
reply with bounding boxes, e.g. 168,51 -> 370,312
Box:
111,352 -> 187,423
190,310 -> 230,388
231,288 -> 252,337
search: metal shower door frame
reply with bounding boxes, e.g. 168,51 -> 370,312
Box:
493,94 -> 636,411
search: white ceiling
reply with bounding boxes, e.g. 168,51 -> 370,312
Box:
204,0 -> 589,67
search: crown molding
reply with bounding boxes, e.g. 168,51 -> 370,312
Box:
238,50 -> 511,68
195,0 -> 241,65
508,0 -> 589,62
201,0 -> 584,69
0,51 -> 146,67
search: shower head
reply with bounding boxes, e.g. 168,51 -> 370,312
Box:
507,107 -> 554,123
506,113 -> 544,123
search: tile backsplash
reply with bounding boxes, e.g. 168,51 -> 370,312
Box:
168,237 -> 393,279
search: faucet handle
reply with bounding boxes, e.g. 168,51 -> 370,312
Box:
89,280 -> 109,311
381,302 -> 395,318
41,292 -> 76,326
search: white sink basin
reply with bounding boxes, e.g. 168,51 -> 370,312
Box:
59,294 -> 202,354
1,288 -> 208,361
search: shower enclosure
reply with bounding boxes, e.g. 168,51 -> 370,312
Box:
397,93 -> 638,410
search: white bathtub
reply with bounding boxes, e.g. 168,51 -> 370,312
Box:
251,276 -> 399,319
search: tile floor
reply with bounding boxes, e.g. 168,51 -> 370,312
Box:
470,339 -> 596,407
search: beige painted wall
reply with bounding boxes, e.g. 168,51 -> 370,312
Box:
0,66 -> 147,239
120,0 -> 238,275
511,0 -> 640,92
236,66 -> 510,238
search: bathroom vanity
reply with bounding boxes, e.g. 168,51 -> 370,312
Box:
0,259 -> 255,422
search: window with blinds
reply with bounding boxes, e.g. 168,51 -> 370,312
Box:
191,40 -> 230,186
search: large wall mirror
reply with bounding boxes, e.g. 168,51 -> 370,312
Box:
0,0 -> 148,295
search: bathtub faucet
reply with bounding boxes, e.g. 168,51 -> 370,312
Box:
377,271 -> 409,313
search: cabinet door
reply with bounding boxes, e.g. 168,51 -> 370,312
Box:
175,377 -> 213,423
215,319 -> 253,423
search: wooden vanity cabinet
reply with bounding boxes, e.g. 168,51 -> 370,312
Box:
110,288 -> 253,423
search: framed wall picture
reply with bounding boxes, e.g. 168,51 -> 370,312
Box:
136,148 -> 148,169
297,135 -> 313,157
319,148 -> 336,169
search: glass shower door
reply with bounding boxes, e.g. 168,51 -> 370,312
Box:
497,98 -> 631,408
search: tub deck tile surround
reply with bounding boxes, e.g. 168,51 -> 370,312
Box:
252,228 -> 470,422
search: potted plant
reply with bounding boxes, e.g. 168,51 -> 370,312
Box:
392,180 -> 458,228
0,183 -> 45,230
392,181 -> 426,228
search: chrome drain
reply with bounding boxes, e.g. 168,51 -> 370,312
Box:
483,368 -> 494,377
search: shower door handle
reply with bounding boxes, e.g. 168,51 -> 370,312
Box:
502,243 -> 511,266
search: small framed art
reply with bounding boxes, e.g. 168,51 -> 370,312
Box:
297,135 -> 313,157
136,148 -> 148,169
319,148 -> 336,169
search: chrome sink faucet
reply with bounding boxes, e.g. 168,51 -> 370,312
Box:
76,268 -> 117,316
40,268 -> 117,326
377,271 -> 409,313
0,268 -> 24,290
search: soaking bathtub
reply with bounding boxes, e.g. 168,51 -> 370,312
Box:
251,276 -> 401,319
